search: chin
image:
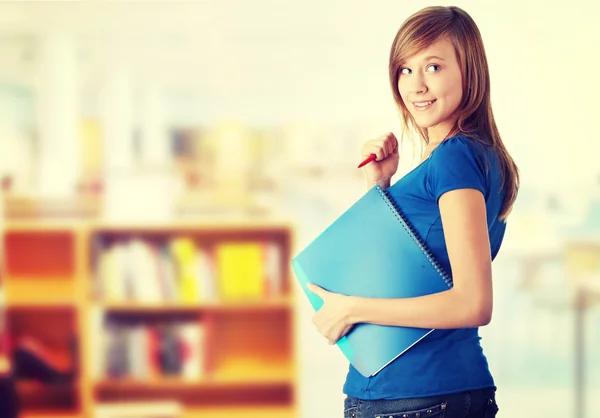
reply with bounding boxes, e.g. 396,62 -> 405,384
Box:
412,117 -> 438,129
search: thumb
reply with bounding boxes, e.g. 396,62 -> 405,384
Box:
307,283 -> 326,296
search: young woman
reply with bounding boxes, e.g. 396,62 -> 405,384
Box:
306,6 -> 519,417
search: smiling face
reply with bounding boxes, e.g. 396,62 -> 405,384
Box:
397,37 -> 463,142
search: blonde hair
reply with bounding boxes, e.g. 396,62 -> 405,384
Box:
389,6 -> 519,219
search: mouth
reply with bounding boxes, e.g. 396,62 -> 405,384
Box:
412,99 -> 436,111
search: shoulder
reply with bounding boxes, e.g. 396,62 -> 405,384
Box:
432,135 -> 487,160
431,135 -> 495,172
426,135 -> 493,199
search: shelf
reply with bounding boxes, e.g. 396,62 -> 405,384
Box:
22,412 -> 81,418
17,380 -> 77,395
3,219 -> 294,234
212,361 -> 294,385
94,364 -> 293,390
4,220 -> 88,232
94,378 -> 291,391
16,380 -> 79,413
101,296 -> 294,313
89,219 -> 294,233
183,406 -> 296,418
94,401 -> 181,418
3,278 -> 78,307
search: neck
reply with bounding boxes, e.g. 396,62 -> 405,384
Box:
422,142 -> 441,161
426,119 -> 456,144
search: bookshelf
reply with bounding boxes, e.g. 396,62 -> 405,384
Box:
1,219 -> 299,418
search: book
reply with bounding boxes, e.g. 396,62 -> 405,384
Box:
100,318 -> 206,381
94,236 -> 281,304
216,242 -> 265,299
291,184 -> 453,377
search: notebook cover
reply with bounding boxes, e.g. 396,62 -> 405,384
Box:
292,184 -> 452,377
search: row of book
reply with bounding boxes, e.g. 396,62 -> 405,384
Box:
98,320 -> 206,381
94,237 -> 283,303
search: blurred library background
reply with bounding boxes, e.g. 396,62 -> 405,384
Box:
0,1 -> 599,417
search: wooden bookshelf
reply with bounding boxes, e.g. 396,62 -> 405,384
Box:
2,219 -> 298,417
101,295 -> 294,313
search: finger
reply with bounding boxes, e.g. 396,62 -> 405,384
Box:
385,139 -> 393,156
364,144 -> 386,161
362,143 -> 382,160
329,327 -> 346,345
391,133 -> 398,149
391,136 -> 399,153
307,283 -> 326,296
385,132 -> 397,155
382,133 -> 392,155
342,324 -> 353,337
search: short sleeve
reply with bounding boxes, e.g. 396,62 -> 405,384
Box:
427,137 -> 487,202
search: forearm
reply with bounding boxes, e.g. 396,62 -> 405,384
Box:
350,287 -> 492,329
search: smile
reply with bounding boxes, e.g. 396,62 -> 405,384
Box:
413,100 -> 436,110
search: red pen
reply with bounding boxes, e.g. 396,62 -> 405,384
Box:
357,153 -> 377,168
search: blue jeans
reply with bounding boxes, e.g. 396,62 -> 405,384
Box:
343,388 -> 498,418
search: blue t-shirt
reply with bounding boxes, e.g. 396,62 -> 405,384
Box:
343,135 -> 506,400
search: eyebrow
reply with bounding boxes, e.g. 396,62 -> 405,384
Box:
423,55 -> 445,61
401,55 -> 446,67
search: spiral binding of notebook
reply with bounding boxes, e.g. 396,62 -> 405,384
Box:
375,186 -> 453,288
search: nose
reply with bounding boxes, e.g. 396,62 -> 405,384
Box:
410,72 -> 428,95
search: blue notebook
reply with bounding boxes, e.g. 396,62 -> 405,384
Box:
291,184 -> 453,377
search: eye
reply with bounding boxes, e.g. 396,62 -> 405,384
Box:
426,64 -> 440,72
400,67 -> 412,75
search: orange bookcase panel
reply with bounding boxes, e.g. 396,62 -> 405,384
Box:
210,310 -> 292,365
3,232 -> 76,278
4,278 -> 77,306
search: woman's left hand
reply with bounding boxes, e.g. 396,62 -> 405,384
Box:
306,283 -> 357,345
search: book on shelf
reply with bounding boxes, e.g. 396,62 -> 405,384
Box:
95,317 -> 206,382
93,236 -> 284,305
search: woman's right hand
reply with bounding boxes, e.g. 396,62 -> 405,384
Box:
361,132 -> 399,187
